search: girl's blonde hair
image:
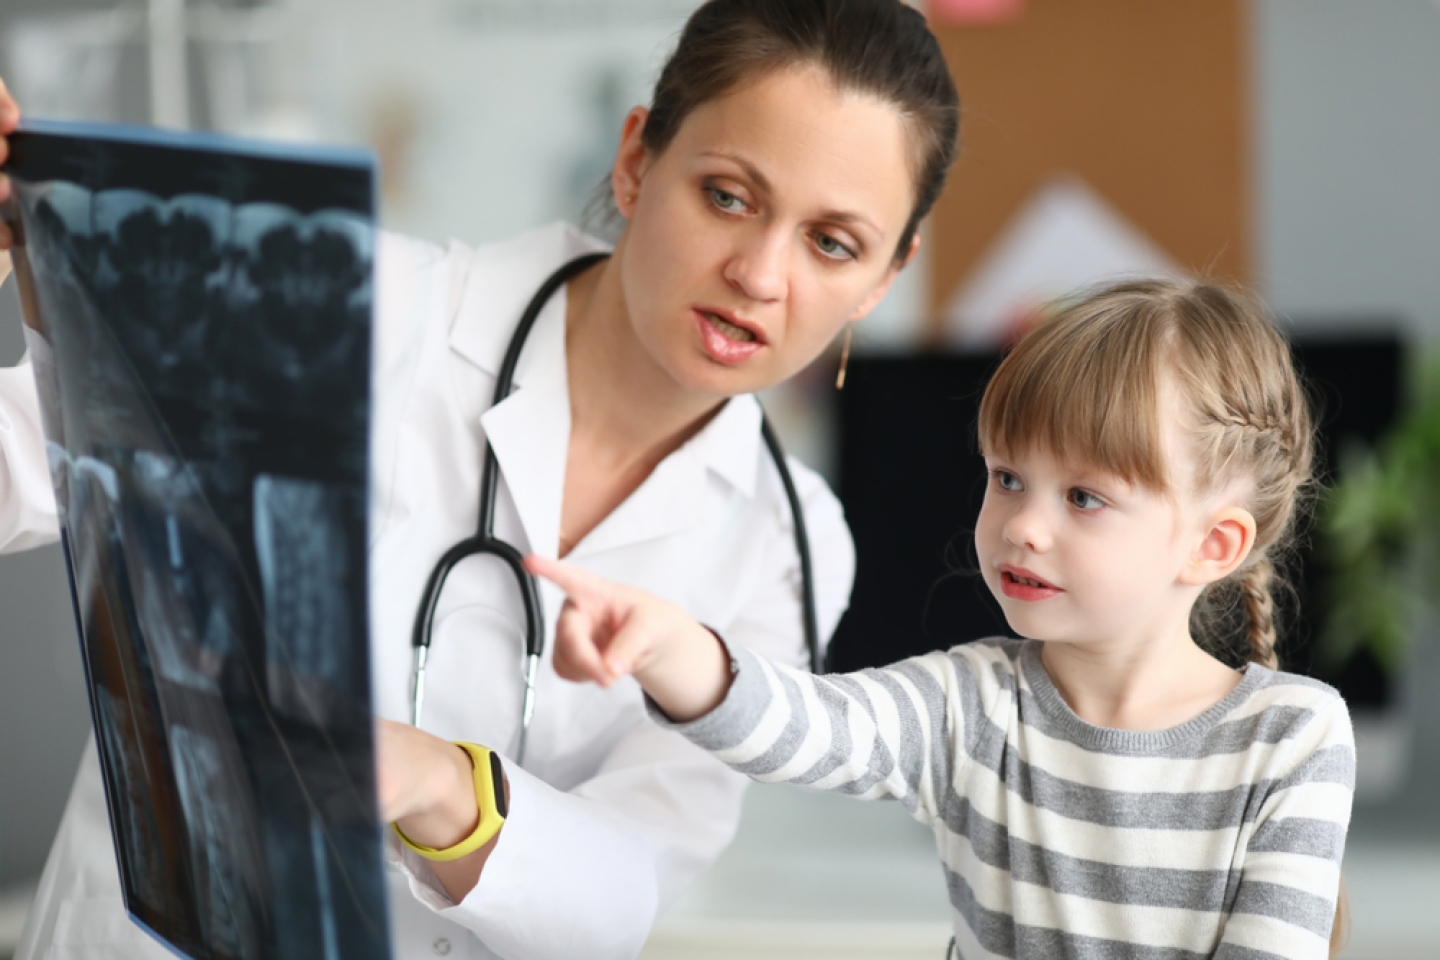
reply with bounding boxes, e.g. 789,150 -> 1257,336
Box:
975,278 -> 1316,670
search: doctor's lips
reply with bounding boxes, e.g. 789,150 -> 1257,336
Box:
998,564 -> 1063,601
694,306 -> 766,364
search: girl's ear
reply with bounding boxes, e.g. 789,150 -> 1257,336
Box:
1181,506 -> 1257,587
612,106 -> 652,220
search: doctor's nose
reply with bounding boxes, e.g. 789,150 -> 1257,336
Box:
723,228 -> 788,303
1002,499 -> 1053,553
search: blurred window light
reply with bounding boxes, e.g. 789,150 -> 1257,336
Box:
188,3 -> 311,140
9,2 -> 310,138
443,0 -> 702,32
6,11 -> 142,123
147,0 -> 189,128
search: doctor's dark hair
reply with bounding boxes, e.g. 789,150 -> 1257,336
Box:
627,0 -> 959,262
976,279 -> 1318,674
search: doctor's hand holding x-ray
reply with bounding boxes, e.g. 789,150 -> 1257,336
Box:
0,3 -> 959,957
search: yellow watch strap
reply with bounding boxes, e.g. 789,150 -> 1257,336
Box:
393,742 -> 507,862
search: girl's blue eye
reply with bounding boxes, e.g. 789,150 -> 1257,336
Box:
993,470 -> 1021,492
1070,489 -> 1103,510
813,232 -> 856,261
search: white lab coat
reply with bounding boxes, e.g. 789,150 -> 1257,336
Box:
0,222 -> 855,960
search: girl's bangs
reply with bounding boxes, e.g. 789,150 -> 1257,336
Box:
976,307 -> 1170,491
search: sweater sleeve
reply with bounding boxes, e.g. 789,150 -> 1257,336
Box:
654,641 -> 987,826
1214,694 -> 1355,960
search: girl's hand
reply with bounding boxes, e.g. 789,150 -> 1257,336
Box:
0,76 -> 20,251
525,554 -> 733,722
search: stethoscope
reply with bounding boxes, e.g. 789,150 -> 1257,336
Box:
410,253 -> 821,763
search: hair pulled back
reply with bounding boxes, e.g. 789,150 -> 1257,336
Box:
641,0 -> 959,262
976,279 -> 1316,669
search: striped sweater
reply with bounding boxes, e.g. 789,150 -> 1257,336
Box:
659,638 -> 1354,959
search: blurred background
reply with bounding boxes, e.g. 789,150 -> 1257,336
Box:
0,1 -> 1437,957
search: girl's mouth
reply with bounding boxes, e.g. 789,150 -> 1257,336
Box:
998,567 -> 1062,601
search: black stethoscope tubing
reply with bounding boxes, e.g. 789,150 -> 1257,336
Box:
409,252 -> 821,762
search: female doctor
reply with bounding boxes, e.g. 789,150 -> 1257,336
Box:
0,1 -> 960,957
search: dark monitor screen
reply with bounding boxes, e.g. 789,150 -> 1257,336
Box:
832,336 -> 1403,707
4,121 -> 390,960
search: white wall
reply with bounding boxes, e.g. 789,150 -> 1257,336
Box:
1253,0 -> 1440,340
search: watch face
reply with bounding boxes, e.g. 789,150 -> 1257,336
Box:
488,749 -> 508,818
5,120 -> 390,960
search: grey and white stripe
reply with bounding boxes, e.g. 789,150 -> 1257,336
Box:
658,638 -> 1354,959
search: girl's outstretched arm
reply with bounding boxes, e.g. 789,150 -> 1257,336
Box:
524,554 -> 733,722
529,553 -> 968,826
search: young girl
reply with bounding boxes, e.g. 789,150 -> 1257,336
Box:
528,278 -> 1355,959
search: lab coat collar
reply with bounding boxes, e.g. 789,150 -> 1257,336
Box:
569,394 -> 762,558
691,392 -> 763,498
457,223 -> 767,561
447,222 -> 611,385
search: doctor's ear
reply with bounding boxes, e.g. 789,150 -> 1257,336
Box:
612,106 -> 652,220
1180,506 -> 1256,587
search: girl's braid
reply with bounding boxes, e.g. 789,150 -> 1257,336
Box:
1237,556 -> 1279,670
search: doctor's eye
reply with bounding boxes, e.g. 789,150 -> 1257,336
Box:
812,231 -> 857,261
707,187 -> 748,214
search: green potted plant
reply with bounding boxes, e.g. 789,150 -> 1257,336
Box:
1317,353 -> 1440,800
1320,354 -> 1440,674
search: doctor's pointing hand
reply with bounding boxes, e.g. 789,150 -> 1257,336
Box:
0,2 -> 958,958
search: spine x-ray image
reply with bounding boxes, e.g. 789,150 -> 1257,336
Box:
2,121 -> 389,960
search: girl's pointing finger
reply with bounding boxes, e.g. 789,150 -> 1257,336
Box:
552,601 -> 615,686
525,553 -> 606,606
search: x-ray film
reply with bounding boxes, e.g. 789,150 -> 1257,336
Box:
2,121 -> 389,960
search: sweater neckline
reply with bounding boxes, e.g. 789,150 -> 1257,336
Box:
1017,640 -> 1270,753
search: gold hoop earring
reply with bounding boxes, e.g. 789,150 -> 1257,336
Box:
835,324 -> 853,390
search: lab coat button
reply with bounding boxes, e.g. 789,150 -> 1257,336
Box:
432,937 -> 452,956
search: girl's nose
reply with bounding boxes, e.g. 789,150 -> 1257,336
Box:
723,228 -> 788,303
1002,499 -> 1052,553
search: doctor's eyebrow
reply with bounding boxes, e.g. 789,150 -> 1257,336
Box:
699,150 -> 883,240
701,150 -> 773,195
